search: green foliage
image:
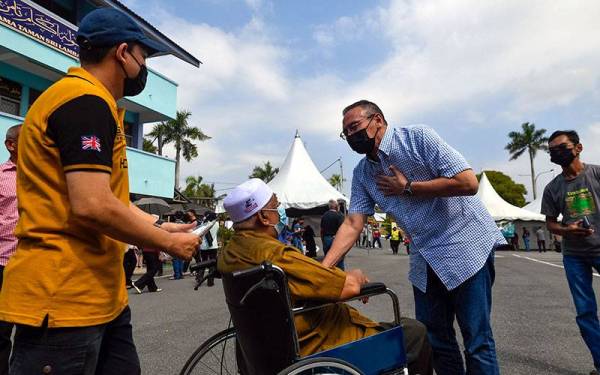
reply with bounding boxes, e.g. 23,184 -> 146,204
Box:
184,175 -> 215,198
477,170 -> 528,207
328,174 -> 345,191
249,161 -> 279,183
142,137 -> 157,154
505,122 -> 549,160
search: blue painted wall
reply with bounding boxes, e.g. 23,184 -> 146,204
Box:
0,25 -> 178,119
0,113 -> 175,198
126,147 -> 176,198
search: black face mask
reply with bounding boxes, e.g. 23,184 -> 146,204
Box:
121,53 -> 148,97
550,147 -> 576,167
347,128 -> 376,154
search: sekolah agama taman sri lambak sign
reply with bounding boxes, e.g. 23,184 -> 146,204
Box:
0,0 -> 79,59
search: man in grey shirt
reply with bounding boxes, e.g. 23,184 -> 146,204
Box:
541,130 -> 600,375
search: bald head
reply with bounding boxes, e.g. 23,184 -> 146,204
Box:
328,199 -> 339,210
4,124 -> 21,163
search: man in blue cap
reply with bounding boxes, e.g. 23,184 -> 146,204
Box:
0,8 -> 199,374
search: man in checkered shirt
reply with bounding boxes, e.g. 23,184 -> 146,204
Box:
0,123 -> 20,374
323,100 -> 505,375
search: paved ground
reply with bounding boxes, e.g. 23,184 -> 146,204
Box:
128,247 -> 600,375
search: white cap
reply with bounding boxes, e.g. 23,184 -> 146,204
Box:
223,178 -> 274,223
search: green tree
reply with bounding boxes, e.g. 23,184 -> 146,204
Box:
477,170 -> 528,207
328,174 -> 345,191
147,122 -> 169,156
505,122 -> 548,200
184,175 -> 215,198
161,110 -> 211,190
142,137 -> 157,154
249,161 -> 279,183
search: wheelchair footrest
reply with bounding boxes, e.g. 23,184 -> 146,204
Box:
305,325 -> 407,375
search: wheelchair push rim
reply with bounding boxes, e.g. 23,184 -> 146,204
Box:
179,327 -> 237,375
278,356 -> 365,375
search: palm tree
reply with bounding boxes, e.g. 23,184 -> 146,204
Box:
162,110 -> 211,190
142,137 -> 157,154
249,161 -> 279,183
184,175 -> 203,197
328,174 -> 344,191
505,122 -> 548,199
147,122 -> 169,156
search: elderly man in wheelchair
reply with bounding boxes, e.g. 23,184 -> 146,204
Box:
212,178 -> 433,375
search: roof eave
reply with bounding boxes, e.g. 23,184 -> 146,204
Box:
92,0 -> 202,67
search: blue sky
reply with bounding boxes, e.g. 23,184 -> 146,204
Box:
123,0 -> 600,201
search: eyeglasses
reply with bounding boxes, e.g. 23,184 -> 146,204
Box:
339,114 -> 375,140
548,143 -> 574,153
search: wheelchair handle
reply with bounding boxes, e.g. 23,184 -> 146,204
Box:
190,259 -> 217,273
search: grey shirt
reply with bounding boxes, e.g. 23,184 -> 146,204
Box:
541,164 -> 600,256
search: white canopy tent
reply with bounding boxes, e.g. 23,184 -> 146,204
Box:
268,132 -> 349,214
476,172 -> 545,222
523,195 -> 562,221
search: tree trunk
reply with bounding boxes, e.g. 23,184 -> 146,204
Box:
157,136 -> 163,156
529,147 -> 537,200
175,141 -> 181,191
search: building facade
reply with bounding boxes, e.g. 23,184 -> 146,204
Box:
0,0 -> 199,198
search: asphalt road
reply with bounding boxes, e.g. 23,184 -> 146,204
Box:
128,247 -> 600,375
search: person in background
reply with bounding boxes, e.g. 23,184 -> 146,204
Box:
541,130 -> 600,375
536,226 -> 547,252
301,219 -> 317,258
511,231 -> 520,251
0,124 -> 20,374
522,228 -> 531,252
320,199 -> 345,269
361,224 -> 368,247
389,225 -> 402,255
367,223 -> 373,248
171,211 -> 187,280
197,212 -> 218,287
291,218 -> 305,251
404,236 -> 411,255
132,245 -> 162,293
123,244 -> 137,289
183,209 -> 201,273
372,224 -> 382,249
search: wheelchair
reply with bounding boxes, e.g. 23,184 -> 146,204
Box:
180,259 -> 408,375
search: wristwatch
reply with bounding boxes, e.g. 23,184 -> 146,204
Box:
153,218 -> 165,228
402,180 -> 413,196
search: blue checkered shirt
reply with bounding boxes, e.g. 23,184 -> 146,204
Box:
349,125 -> 505,292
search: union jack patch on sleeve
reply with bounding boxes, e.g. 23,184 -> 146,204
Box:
81,136 -> 102,152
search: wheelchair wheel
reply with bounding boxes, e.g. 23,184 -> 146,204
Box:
278,356 -> 364,375
179,327 -> 238,375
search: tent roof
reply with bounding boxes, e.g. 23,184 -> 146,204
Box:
268,132 -> 349,210
523,194 -> 562,220
476,172 -> 545,222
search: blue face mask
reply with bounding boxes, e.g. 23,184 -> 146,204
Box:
264,204 -> 288,235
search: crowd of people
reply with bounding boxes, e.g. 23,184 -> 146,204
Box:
0,7 -> 598,375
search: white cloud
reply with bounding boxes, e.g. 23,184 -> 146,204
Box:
137,0 -> 600,190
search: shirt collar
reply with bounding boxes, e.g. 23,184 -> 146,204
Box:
65,67 -> 118,110
377,125 -> 394,157
0,159 -> 16,171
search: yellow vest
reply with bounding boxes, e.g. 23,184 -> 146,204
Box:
0,67 -> 129,327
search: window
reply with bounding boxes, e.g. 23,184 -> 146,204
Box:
29,88 -> 42,109
0,77 -> 22,116
124,121 -> 134,147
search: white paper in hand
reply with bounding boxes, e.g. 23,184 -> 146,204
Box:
192,220 -> 216,237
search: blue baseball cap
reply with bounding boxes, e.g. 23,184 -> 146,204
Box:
77,8 -> 168,57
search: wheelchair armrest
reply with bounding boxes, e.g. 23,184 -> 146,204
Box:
359,282 -> 387,297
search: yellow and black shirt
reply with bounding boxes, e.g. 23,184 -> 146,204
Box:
0,67 -> 130,327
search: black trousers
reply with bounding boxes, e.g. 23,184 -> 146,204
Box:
198,250 -> 218,286
0,266 -> 13,375
134,252 -> 160,292
10,307 -> 139,375
123,249 -> 137,287
390,240 -> 400,254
